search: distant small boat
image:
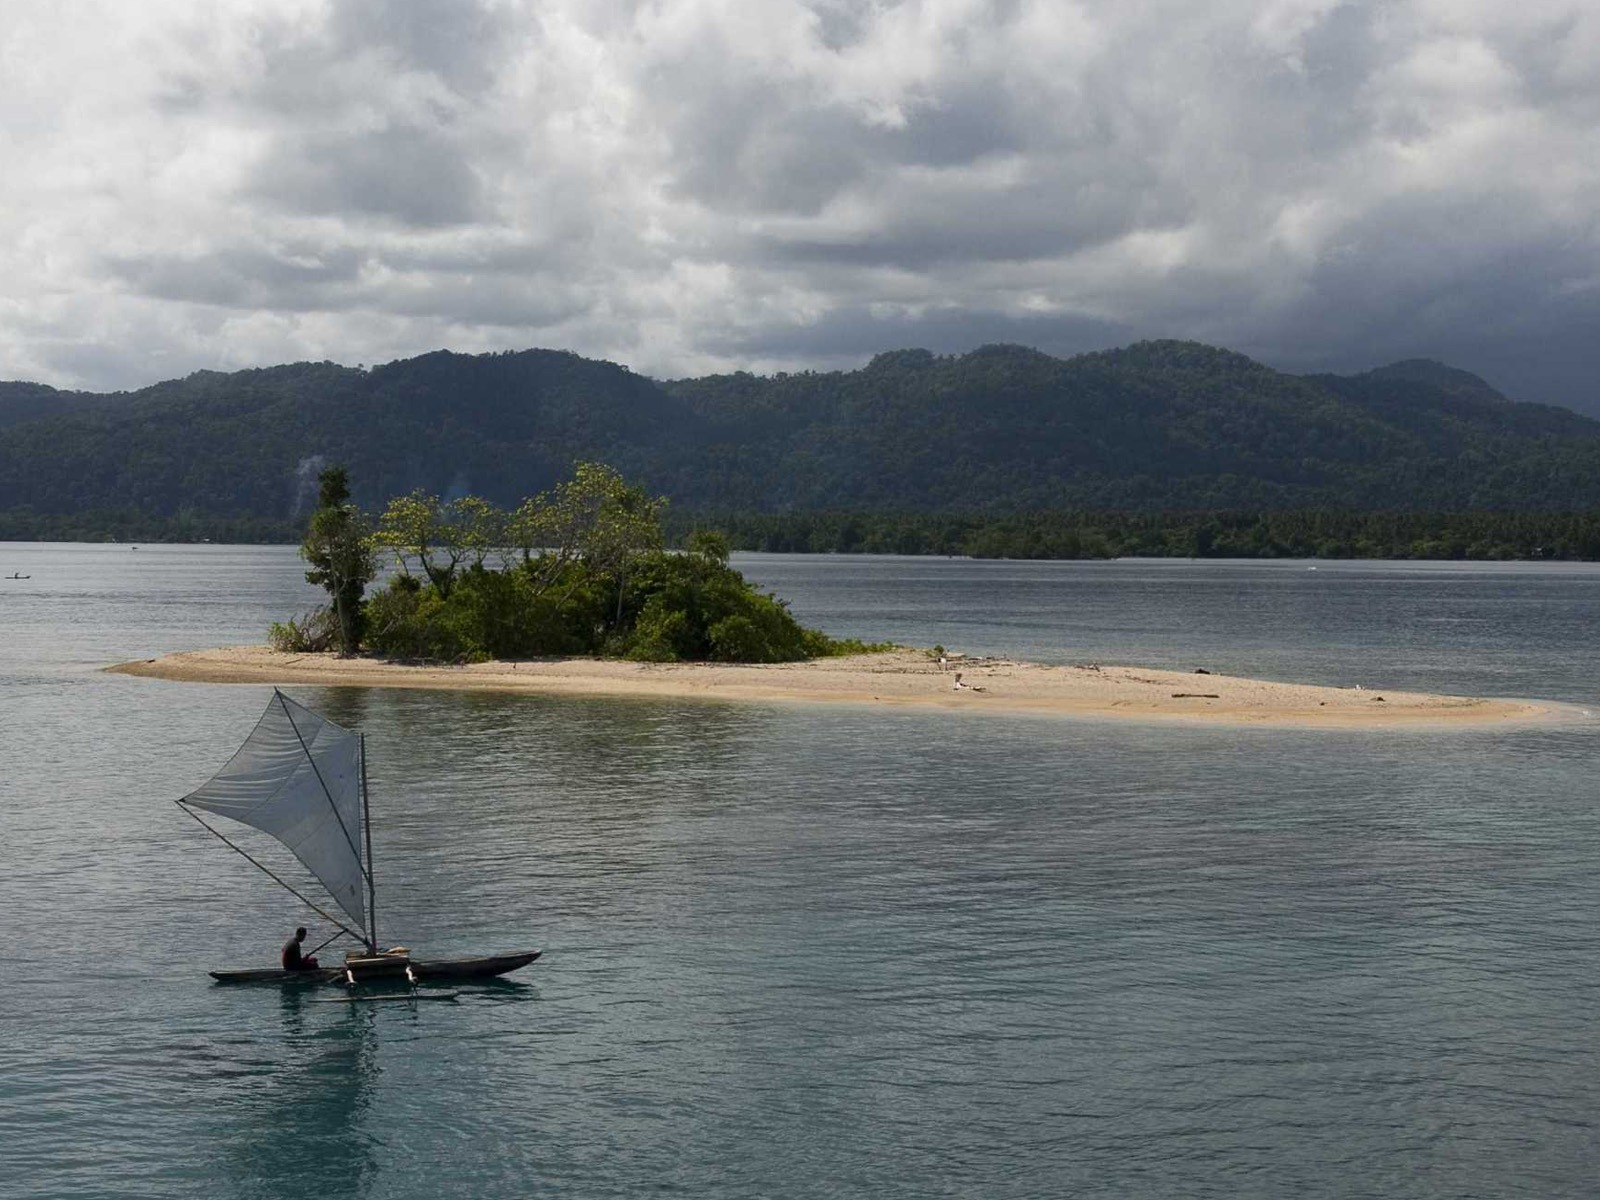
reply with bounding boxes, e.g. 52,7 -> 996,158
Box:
5,573 -> 29,579
178,690 -> 540,989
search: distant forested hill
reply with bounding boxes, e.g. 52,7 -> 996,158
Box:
2,341 -> 1598,533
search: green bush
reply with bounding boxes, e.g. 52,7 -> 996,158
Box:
367,584 -> 483,662
809,633 -> 898,657
268,607 -> 340,652
616,550 -> 819,662
627,603 -> 691,661
707,614 -> 764,662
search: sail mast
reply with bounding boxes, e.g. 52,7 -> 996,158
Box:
361,732 -> 377,953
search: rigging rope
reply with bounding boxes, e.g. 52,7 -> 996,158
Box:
175,801 -> 365,945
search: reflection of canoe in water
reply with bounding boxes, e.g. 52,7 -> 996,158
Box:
211,950 -> 541,985
178,690 -> 540,989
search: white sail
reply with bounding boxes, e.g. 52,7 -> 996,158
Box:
180,691 -> 368,936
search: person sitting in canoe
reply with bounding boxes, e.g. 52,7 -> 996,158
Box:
281,927 -> 320,971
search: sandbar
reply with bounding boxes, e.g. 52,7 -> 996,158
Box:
107,646 -> 1580,729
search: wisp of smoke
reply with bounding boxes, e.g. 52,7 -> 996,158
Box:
290,454 -> 329,516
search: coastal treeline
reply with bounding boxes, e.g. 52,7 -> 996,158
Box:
8,499 -> 1598,563
9,503 -> 1599,562
0,507 -> 300,543
278,463 -> 883,663
700,509 -> 1600,561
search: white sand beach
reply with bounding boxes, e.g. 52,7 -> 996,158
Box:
107,646 -> 1578,729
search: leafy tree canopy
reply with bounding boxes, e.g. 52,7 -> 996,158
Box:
5,342 -> 1600,526
299,464 -> 377,655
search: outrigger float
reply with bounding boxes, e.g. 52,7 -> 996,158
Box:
178,689 -> 540,989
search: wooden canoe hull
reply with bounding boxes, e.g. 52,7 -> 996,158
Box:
209,950 -> 540,985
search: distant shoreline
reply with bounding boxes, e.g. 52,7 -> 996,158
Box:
106,646 -> 1581,729
8,513 -> 1600,561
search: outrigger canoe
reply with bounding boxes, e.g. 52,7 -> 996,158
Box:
178,690 -> 540,988
211,950 -> 541,985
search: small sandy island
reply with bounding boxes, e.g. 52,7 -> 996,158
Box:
108,646 -> 1579,729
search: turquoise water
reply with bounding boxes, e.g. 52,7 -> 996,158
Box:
1,546 -> 1597,1198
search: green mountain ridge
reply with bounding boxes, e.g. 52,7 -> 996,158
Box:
2,340 -> 1597,523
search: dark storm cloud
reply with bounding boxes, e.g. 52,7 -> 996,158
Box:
105,246 -> 367,310
1240,191 -> 1600,403
105,238 -> 597,331
754,160 -> 1179,270
695,302 -> 1133,368
250,123 -> 486,227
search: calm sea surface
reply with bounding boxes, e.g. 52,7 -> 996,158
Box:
1,545 -> 1597,1199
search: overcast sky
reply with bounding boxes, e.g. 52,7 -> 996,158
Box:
3,0 -> 1597,413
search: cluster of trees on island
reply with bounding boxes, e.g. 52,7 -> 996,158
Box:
286,463 -> 885,663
